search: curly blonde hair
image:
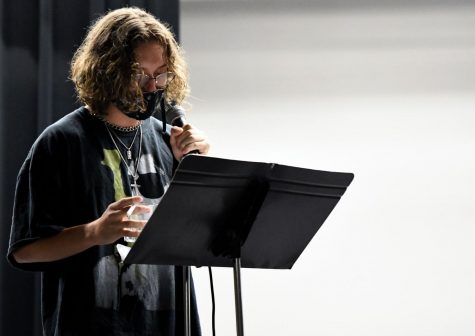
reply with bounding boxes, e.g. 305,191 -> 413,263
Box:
70,7 -> 189,115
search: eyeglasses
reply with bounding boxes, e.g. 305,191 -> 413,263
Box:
135,71 -> 174,90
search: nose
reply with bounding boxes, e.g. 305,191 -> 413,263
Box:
143,78 -> 157,92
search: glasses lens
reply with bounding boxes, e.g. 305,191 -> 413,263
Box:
136,74 -> 151,89
136,72 -> 174,89
155,72 -> 174,89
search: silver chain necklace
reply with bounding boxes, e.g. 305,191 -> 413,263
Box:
103,119 -> 142,132
92,113 -> 142,132
104,124 -> 143,195
109,127 -> 140,160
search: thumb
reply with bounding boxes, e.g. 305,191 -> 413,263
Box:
170,126 -> 183,140
170,126 -> 182,146
170,126 -> 182,136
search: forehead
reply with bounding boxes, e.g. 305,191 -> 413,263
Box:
134,42 -> 166,69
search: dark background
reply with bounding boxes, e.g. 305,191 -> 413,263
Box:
0,1 -> 179,334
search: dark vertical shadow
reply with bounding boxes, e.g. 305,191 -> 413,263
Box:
0,1 -> 179,334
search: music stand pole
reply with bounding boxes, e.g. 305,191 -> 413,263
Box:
233,258 -> 244,336
184,266 -> 191,336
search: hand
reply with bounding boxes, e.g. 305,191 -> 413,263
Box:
170,124 -> 210,161
87,196 -> 147,245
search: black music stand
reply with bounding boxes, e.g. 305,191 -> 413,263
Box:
124,155 -> 354,336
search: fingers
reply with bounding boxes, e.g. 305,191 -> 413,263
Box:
121,219 -> 146,238
93,197 -> 149,245
109,196 -> 143,211
122,219 -> 147,230
171,124 -> 210,158
182,140 -> 209,155
127,204 -> 152,217
109,197 -> 145,228
173,125 -> 205,149
122,203 -> 152,235
170,126 -> 181,149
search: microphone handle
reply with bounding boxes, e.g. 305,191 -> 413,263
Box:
172,117 -> 200,155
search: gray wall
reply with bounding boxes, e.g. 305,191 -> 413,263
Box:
181,1 -> 475,335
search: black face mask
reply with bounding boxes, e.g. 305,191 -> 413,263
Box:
121,90 -> 164,120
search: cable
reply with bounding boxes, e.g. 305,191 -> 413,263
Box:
208,266 -> 216,336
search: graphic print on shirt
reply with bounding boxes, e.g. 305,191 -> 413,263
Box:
136,153 -> 170,201
93,255 -> 120,310
101,150 -> 169,201
101,149 -> 126,201
138,153 -> 157,174
95,147 -> 170,311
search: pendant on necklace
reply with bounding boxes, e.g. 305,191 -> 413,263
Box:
127,150 -> 132,160
131,173 -> 140,193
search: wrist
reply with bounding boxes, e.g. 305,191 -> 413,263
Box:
84,220 -> 99,247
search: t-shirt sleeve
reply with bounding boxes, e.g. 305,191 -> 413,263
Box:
7,130 -> 68,272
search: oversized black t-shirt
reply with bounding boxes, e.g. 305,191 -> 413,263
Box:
7,107 -> 200,336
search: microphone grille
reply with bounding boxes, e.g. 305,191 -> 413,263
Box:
165,104 -> 186,126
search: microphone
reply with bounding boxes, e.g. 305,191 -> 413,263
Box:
164,103 -> 188,127
164,103 -> 200,154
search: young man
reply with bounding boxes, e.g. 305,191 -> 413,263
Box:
7,7 -> 207,335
